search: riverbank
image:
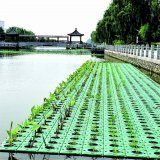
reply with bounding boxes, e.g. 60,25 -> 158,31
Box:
0,49 -> 91,56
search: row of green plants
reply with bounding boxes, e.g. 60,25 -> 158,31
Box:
2,62 -> 158,158
4,61 -> 95,148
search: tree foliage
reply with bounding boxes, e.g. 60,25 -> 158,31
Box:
6,26 -> 36,42
139,23 -> 150,42
0,27 -> 5,41
91,31 -> 97,43
0,27 -> 4,34
6,26 -> 35,35
91,0 -> 160,44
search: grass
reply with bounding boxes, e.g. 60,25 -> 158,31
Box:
0,49 -> 91,55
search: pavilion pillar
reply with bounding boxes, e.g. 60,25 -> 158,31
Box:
70,36 -> 72,44
80,36 -> 82,44
57,37 -> 59,42
16,34 -> 19,48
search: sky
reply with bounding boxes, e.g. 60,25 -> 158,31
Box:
0,0 -> 111,41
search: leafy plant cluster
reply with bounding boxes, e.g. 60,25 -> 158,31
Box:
4,60 -> 94,148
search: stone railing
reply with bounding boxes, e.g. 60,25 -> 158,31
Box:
104,44 -> 160,74
105,44 -> 160,60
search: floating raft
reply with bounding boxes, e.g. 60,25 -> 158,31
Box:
0,61 -> 160,159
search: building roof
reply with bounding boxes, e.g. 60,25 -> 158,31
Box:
68,28 -> 84,36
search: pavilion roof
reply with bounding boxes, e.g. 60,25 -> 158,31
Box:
68,28 -> 84,36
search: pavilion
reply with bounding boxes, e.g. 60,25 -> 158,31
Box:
68,28 -> 84,44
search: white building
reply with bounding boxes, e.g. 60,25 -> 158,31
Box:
0,21 -> 4,30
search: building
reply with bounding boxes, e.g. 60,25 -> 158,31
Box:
68,28 -> 84,44
0,21 -> 4,30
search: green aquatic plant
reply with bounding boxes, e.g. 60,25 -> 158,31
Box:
43,110 -> 53,125
32,123 -> 41,133
23,119 -> 33,128
18,119 -> 33,134
30,105 -> 43,120
43,93 -> 56,108
69,99 -> 76,107
45,110 -> 53,119
6,121 -> 19,146
55,86 -> 61,95
27,123 -> 49,148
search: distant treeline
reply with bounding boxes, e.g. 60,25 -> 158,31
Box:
91,0 -> 160,44
0,26 -> 57,42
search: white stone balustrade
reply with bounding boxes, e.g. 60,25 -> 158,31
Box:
104,44 -> 160,61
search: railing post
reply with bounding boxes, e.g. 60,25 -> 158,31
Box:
151,45 -> 154,59
117,45 -> 119,52
122,45 -> 124,53
146,44 -> 149,57
141,45 -> 144,57
127,45 -> 130,54
157,45 -> 160,60
125,45 -> 127,54
130,45 -> 132,54
128,45 -> 130,54
120,45 -> 122,52
137,45 -> 140,56
123,45 -> 125,53
133,45 -> 136,55
115,45 -> 117,52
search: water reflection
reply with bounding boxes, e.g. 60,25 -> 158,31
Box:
8,153 -> 18,160
34,46 -> 66,51
5,153 -> 140,160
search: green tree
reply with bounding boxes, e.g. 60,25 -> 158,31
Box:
91,0 -> 160,44
0,27 -> 4,34
0,27 -> 5,41
91,31 -> 97,43
139,23 -> 150,43
6,26 -> 36,42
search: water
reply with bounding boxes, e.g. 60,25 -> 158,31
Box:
0,53 -> 154,160
0,54 -> 93,160
34,46 -> 66,51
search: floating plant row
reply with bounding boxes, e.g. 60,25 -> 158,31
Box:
0,61 -> 160,159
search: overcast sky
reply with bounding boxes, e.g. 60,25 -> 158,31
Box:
1,0 -> 111,41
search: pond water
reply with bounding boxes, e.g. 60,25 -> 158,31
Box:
0,53 -> 154,160
34,46 -> 66,51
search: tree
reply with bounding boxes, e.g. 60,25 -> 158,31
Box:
91,31 -> 97,43
139,23 -> 150,43
91,0 -> 160,44
6,26 -> 36,42
0,27 -> 4,34
0,27 -> 5,41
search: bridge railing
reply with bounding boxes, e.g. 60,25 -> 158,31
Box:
105,44 -> 160,60
0,42 -> 18,47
